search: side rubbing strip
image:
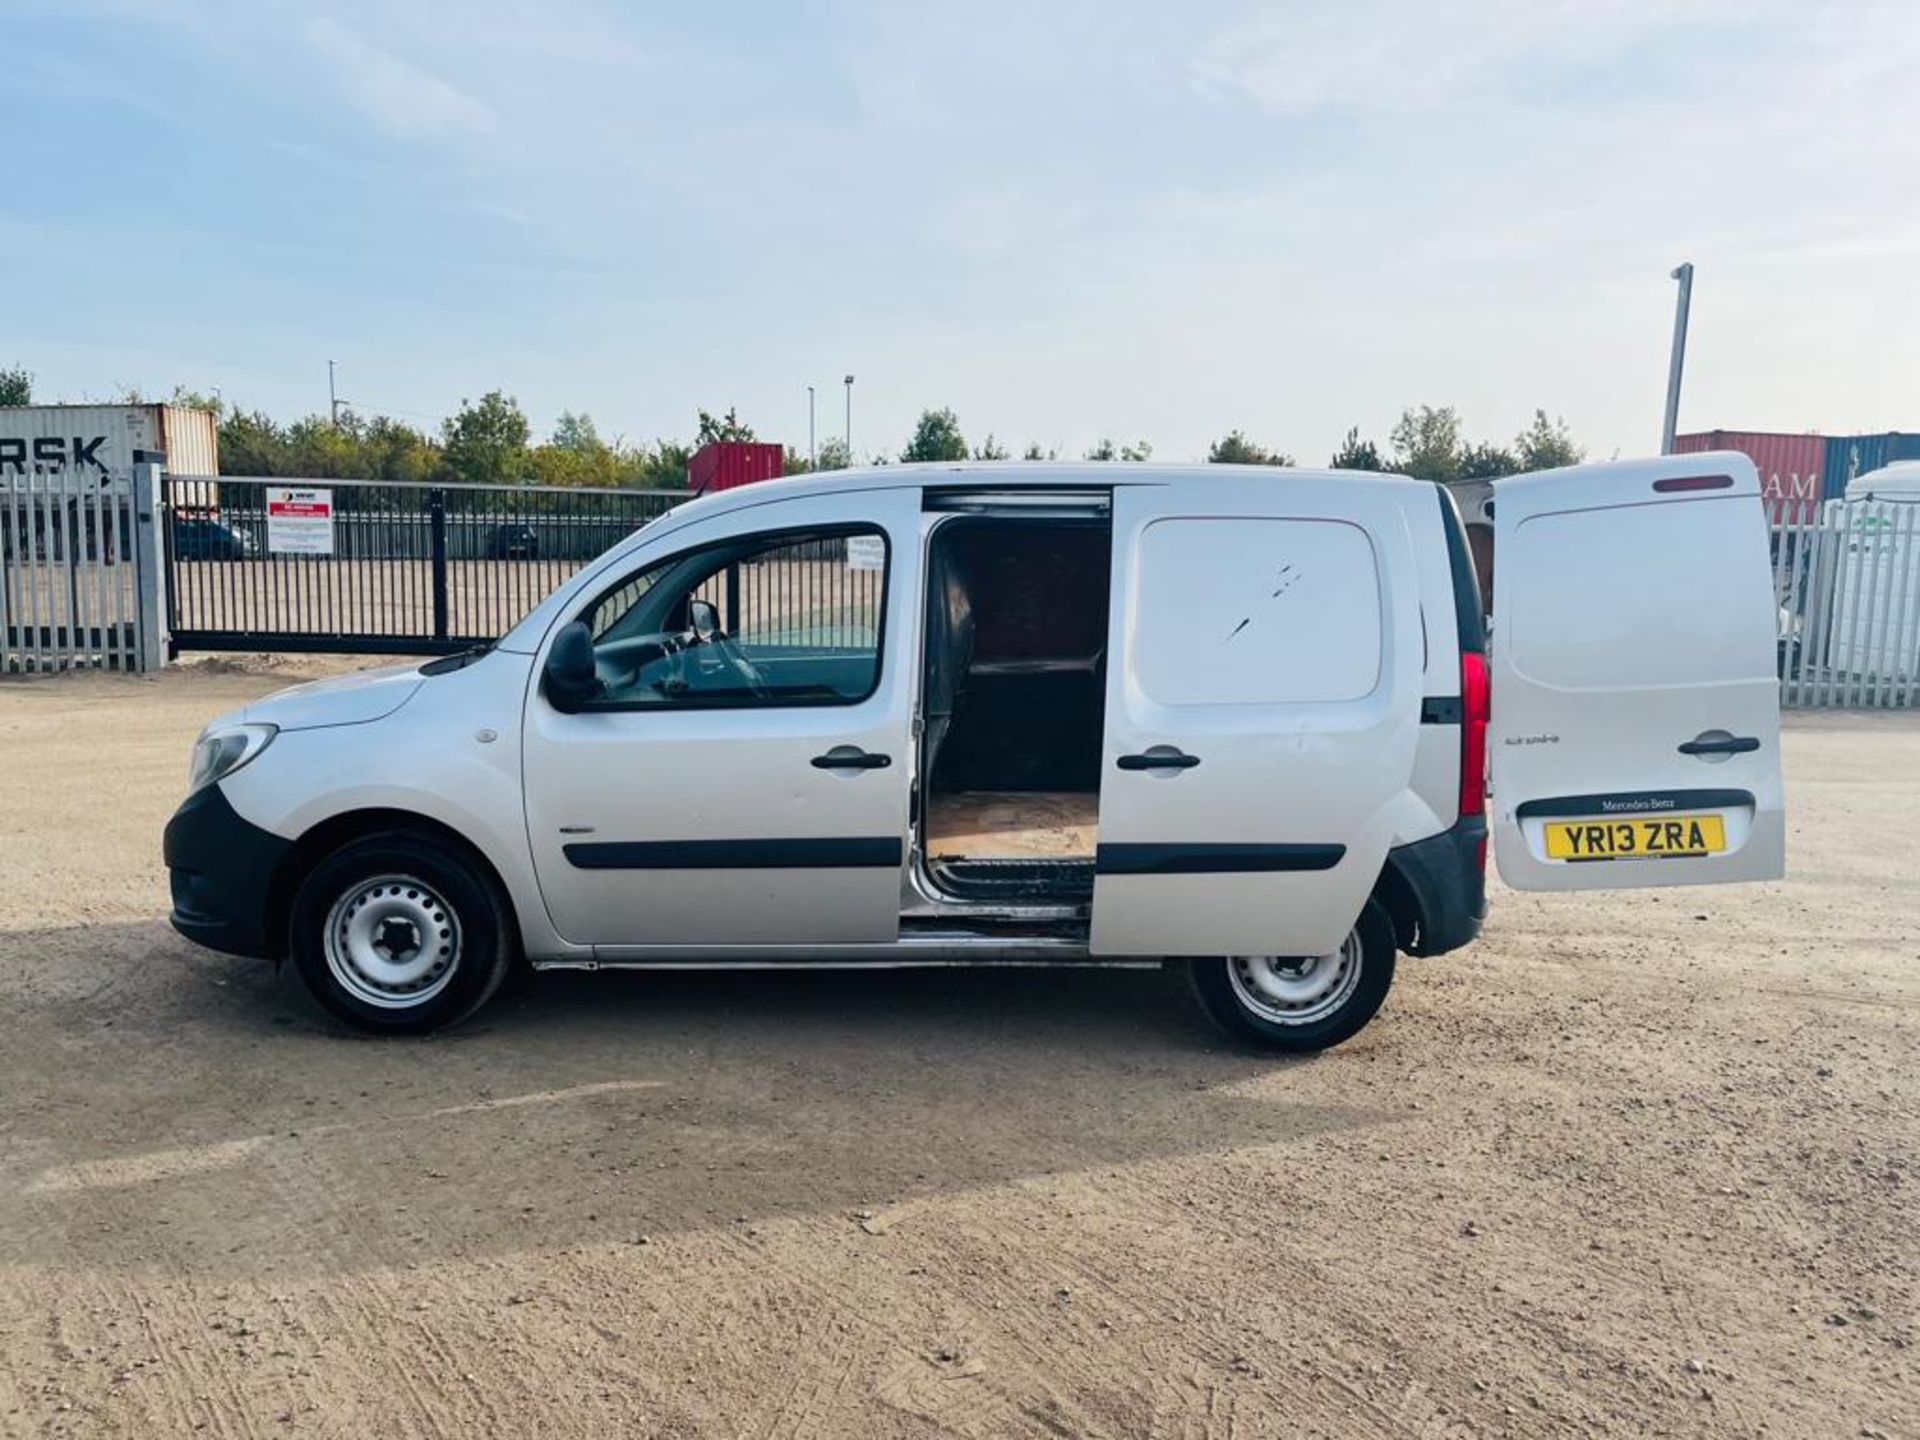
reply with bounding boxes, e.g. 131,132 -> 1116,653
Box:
1095,843 -> 1345,876
564,838 -> 903,870
1513,789 -> 1753,822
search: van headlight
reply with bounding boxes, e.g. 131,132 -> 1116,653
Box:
187,723 -> 278,795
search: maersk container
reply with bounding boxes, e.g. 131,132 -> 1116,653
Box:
0,404 -> 219,505
1672,430 -> 1826,523
687,441 -> 784,492
1823,433 -> 1920,497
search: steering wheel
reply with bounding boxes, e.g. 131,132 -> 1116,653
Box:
708,629 -> 770,698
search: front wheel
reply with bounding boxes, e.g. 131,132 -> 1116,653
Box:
288,832 -> 515,1034
1188,898 -> 1397,1053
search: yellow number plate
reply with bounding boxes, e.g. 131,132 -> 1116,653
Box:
1544,814 -> 1726,860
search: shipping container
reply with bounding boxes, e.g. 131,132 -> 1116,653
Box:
1673,430 -> 1826,522
687,441 -> 784,492
1822,432 -> 1920,497
0,404 -> 219,507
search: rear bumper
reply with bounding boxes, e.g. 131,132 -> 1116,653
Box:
163,785 -> 290,959
1387,815 -> 1487,957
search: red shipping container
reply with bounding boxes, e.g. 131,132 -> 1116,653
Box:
1672,430 -> 1825,523
688,441 -> 784,492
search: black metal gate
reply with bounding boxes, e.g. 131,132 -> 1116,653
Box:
162,476 -> 686,654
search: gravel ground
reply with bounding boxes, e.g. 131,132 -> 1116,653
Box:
0,658 -> 1913,1439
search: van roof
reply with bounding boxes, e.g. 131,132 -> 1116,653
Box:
669,460 -> 1425,520
1846,461 -> 1920,499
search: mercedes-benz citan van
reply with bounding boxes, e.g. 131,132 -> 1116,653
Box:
165,455 -> 1784,1051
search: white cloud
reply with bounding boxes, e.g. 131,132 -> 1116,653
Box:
304,16 -> 494,141
1189,0 -> 1744,113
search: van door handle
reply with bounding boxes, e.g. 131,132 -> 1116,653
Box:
811,747 -> 891,770
1117,748 -> 1201,771
1677,733 -> 1760,757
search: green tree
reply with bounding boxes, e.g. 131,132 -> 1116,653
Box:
1458,441 -> 1519,480
1021,442 -> 1057,461
695,407 -> 756,445
901,407 -> 969,462
972,433 -> 1009,461
530,444 -> 619,488
1330,427 -> 1384,471
361,414 -> 441,483
281,413 -> 367,478
1388,405 -> 1464,483
551,410 -> 602,452
1513,409 -> 1583,472
814,436 -> 851,472
168,386 -> 223,416
1085,438 -> 1153,462
0,365 -> 30,405
1207,430 -> 1293,466
218,409 -> 287,474
442,391 -> 530,485
638,439 -> 695,488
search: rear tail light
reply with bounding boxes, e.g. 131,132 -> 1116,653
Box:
1459,649 -> 1489,826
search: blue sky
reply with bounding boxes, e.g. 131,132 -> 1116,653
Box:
2,0 -> 1916,463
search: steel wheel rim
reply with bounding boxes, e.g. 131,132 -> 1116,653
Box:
322,874 -> 461,1010
1227,929 -> 1364,1026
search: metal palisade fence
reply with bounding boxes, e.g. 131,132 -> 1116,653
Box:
2,464 -> 163,673
1772,499 -> 1920,708
162,475 -> 687,654
142,471 -> 1920,707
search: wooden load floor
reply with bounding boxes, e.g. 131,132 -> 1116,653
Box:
925,791 -> 1099,859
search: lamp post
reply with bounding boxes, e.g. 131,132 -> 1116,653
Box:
843,374 -> 854,461
1661,263 -> 1693,456
807,385 -> 816,469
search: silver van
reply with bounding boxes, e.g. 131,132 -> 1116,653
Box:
165,458 -> 1785,1050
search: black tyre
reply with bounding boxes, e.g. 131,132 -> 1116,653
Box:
1188,898 -> 1397,1053
288,831 -> 515,1034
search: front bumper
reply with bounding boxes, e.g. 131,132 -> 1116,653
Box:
163,784 -> 290,959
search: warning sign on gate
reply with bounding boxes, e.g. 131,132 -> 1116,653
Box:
266,487 -> 334,555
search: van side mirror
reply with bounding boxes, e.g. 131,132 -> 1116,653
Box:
688,598 -> 720,643
544,621 -> 601,712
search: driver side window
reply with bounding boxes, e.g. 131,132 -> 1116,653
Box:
581,526 -> 888,708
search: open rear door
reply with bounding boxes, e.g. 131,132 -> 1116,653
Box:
1490,452 -> 1784,890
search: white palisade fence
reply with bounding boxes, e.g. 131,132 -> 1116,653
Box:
1772,499 -> 1920,708
1,462 -> 165,673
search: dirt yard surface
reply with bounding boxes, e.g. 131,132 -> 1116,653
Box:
0,658 -> 1913,1439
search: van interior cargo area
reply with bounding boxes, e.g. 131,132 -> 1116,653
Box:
919,515 -> 1110,903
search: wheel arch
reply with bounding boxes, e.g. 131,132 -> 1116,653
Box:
1371,854 -> 1423,953
266,808 -> 522,962
1369,818 -> 1487,958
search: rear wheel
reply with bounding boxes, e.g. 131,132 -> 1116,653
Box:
288,833 -> 514,1034
1188,898 -> 1397,1053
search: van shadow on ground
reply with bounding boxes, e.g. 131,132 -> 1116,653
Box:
0,921 -> 1404,1282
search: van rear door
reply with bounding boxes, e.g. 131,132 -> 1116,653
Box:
1489,452 -> 1785,890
